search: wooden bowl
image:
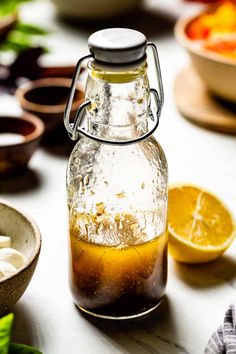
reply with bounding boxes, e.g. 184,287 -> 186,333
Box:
175,10 -> 236,103
0,200 -> 41,316
0,114 -> 44,175
16,78 -> 84,134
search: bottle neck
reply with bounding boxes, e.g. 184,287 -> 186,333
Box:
85,60 -> 150,142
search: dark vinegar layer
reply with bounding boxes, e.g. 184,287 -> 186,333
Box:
69,231 -> 167,318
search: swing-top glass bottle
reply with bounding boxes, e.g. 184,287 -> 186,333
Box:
64,28 -> 168,319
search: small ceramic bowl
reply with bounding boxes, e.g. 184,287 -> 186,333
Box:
175,11 -> 236,103
16,78 -> 84,134
0,200 -> 41,316
0,114 -> 44,175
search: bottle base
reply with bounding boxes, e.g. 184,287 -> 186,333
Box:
76,298 -> 163,320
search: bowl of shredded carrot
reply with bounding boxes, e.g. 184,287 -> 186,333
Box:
175,1 -> 236,102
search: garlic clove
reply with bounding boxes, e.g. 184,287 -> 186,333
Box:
0,261 -> 16,280
0,248 -> 25,269
0,236 -> 11,248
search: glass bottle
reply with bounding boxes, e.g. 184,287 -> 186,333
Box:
64,28 -> 168,319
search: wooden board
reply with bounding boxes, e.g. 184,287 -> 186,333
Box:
174,67 -> 236,135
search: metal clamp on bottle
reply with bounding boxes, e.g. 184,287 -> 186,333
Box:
64,29 -> 164,145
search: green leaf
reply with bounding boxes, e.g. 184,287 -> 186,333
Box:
0,0 -> 34,17
0,27 -> 44,53
15,23 -> 48,36
9,343 -> 43,354
0,313 -> 14,354
0,0 -> 32,4
7,30 -> 33,45
0,30 -> 33,53
0,21 -> 48,54
0,314 -> 43,354
0,40 -> 33,53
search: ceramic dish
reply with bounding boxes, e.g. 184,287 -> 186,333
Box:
0,200 -> 41,316
16,78 -> 84,134
0,114 -> 44,175
175,9 -> 236,103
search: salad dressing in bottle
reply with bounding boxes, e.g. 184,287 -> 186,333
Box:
64,28 -> 168,319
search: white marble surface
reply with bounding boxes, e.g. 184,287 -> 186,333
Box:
0,1 -> 236,353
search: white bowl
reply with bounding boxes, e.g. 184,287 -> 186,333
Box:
0,200 -> 41,315
175,11 -> 236,103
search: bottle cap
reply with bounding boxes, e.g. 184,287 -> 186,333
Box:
88,28 -> 147,65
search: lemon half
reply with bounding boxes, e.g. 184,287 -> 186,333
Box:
168,184 -> 235,264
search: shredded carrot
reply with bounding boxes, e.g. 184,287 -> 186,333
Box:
186,2 -> 236,57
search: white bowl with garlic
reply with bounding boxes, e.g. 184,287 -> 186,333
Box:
0,201 -> 41,316
0,236 -> 26,280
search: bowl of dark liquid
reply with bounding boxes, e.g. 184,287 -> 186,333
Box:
0,114 -> 44,174
16,78 -> 84,134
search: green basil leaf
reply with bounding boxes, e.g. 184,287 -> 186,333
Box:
0,40 -> 48,54
1,42 -> 26,52
9,343 -> 43,354
7,31 -> 33,46
15,23 -> 48,36
0,23 -> 48,54
0,0 -> 34,17
0,30 -> 33,52
0,313 -> 14,354
0,40 -> 33,53
0,0 -> 32,4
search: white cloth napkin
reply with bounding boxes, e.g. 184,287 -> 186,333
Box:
205,304 -> 236,354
